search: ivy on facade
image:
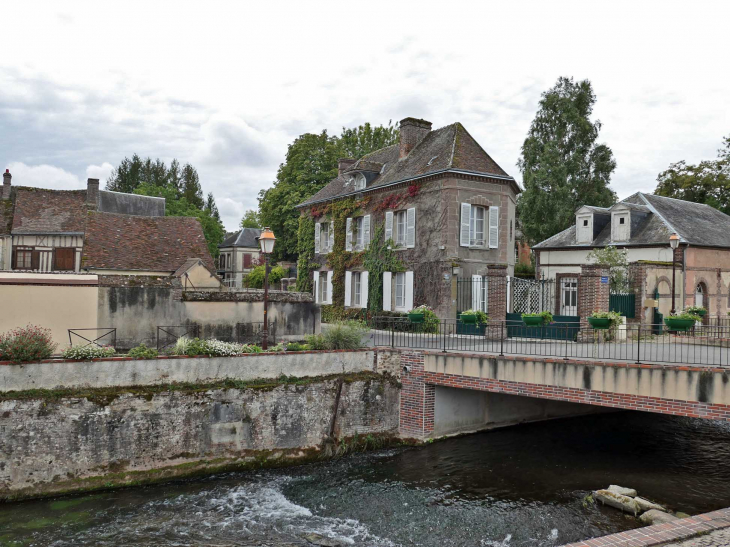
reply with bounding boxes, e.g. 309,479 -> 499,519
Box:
362,224 -> 405,313
295,214 -> 318,292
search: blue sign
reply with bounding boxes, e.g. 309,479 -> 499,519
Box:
600,276 -> 609,284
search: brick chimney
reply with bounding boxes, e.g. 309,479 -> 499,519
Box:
86,178 -> 99,207
2,169 -> 11,200
399,117 -> 432,159
338,158 -> 356,175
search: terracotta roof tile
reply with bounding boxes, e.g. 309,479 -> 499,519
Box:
12,188 -> 88,234
81,212 -> 214,272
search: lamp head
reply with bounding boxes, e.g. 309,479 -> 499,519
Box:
258,227 -> 276,254
669,233 -> 679,250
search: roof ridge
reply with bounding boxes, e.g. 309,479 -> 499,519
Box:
646,192 -> 716,209
636,193 -> 685,241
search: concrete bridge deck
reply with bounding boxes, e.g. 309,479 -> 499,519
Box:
384,349 -> 730,439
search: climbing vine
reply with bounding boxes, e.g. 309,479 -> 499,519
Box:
295,214 -> 318,292
325,198 -> 367,306
363,224 -> 405,313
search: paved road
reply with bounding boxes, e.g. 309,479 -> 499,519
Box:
366,329 -> 730,367
659,528 -> 730,547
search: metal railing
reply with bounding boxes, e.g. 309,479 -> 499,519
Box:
156,325 -> 200,351
68,328 -> 116,349
368,317 -> 730,367
236,321 -> 278,345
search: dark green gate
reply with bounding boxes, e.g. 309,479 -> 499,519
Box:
609,292 -> 635,318
506,313 -> 580,341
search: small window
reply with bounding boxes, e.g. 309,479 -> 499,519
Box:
354,173 -> 366,191
355,217 -> 364,249
243,253 -> 252,268
395,272 -> 406,309
15,250 -> 33,270
515,244 -> 519,263
470,205 -> 485,246
395,210 -> 407,247
353,272 -> 361,307
319,273 -> 329,303
583,219 -> 588,227
619,217 -> 625,225
320,222 -> 330,252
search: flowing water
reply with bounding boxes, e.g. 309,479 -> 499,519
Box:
3,412 -> 730,547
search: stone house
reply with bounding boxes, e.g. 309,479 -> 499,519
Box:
217,227 -> 262,287
533,192 -> 730,322
0,170 -> 165,272
296,117 -> 520,319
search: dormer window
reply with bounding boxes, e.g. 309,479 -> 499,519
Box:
353,173 -> 366,191
576,213 -> 593,244
611,212 -> 630,241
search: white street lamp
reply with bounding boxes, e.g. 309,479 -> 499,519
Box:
257,227 -> 276,349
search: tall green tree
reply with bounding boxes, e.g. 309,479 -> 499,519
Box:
240,209 -> 260,229
106,153 -> 144,193
654,136 -> 730,215
204,192 -> 221,222
517,77 -> 617,244
181,163 -> 204,209
258,123 -> 399,261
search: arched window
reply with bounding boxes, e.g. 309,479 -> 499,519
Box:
354,173 -> 366,190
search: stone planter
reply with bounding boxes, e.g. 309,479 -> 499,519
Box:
664,318 -> 695,332
588,317 -> 612,330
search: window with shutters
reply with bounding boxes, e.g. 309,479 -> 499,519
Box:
470,205 -> 485,246
353,272 -> 361,307
320,222 -> 330,253
54,248 -> 75,271
395,272 -> 406,309
355,217 -> 363,249
395,211 -> 407,247
461,203 -> 498,248
318,273 -> 328,303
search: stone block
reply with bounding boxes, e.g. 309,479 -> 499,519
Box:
640,509 -> 678,525
595,490 -> 640,515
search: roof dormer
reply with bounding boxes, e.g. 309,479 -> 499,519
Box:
575,206 -> 610,244
609,203 -> 650,243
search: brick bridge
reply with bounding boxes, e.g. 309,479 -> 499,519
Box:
385,349 -> 730,438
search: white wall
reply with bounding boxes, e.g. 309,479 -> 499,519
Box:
538,246 -> 673,279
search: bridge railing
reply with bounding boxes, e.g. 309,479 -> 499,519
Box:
368,317 -> 730,367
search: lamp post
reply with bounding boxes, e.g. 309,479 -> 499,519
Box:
257,227 -> 276,350
670,233 -> 679,315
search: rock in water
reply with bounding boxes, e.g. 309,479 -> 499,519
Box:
303,533 -> 344,547
634,496 -> 666,513
640,509 -> 679,525
595,490 -> 641,515
607,485 -> 638,497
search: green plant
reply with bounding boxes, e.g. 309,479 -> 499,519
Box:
586,245 -> 630,292
409,305 -> 440,333
686,306 -> 706,315
668,312 -> 702,322
169,337 -> 263,357
244,264 -> 287,289
62,345 -> 116,360
127,344 -> 159,359
286,342 -> 309,351
304,333 -> 328,350
588,310 -> 622,328
460,309 -> 489,324
305,321 -> 367,350
522,311 -> 554,323
320,305 -> 368,323
0,325 -> 58,363
513,262 -> 535,277
362,223 -> 405,313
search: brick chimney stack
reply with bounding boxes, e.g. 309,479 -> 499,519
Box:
2,169 -> 11,200
338,158 -> 356,175
399,117 -> 432,159
86,178 -> 99,207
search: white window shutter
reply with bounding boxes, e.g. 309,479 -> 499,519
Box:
326,271 -> 333,304
344,271 -> 352,307
405,271 -> 414,311
382,272 -> 392,311
489,206 -> 499,249
314,222 -> 321,254
406,207 -> 416,248
460,203 -> 471,247
329,221 -> 334,253
346,218 -> 353,251
385,211 -> 394,242
313,271 -> 320,303
363,215 -> 371,249
471,274 -> 482,311
361,271 -> 369,309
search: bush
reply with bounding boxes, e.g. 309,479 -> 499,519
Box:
306,321 -> 368,350
409,305 -> 440,333
668,312 -> 702,322
514,262 -> 535,278
460,309 -> 489,324
589,310 -> 623,328
686,306 -> 706,315
127,344 -> 159,359
0,325 -> 57,363
286,342 -> 309,351
62,345 -> 116,360
169,337 -> 263,357
243,265 -> 287,289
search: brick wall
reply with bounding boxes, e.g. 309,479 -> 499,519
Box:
578,264 -> 610,319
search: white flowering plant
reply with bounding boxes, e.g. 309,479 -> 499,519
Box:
62,345 -> 116,360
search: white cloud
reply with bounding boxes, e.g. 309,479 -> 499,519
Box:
86,162 -> 114,183
6,162 -> 83,190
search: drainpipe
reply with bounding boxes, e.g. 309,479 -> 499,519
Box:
682,244 -> 688,309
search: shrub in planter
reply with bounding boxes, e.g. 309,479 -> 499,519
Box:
408,305 -> 440,333
686,306 -> 707,317
664,312 -> 701,332
0,325 -> 57,363
127,344 -> 159,359
521,311 -> 553,326
62,345 -> 116,360
588,311 -> 622,330
459,309 -> 489,324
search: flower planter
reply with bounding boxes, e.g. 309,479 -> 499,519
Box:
522,316 -> 545,327
587,317 -> 612,330
459,314 -> 479,324
696,310 -> 707,318
664,318 -> 696,332
408,312 -> 425,324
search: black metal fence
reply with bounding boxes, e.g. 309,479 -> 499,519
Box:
68,328 -> 117,348
368,317 -> 730,367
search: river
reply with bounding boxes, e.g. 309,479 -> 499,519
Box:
2,412 -> 730,546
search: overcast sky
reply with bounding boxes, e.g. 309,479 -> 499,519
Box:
1,1 -> 729,230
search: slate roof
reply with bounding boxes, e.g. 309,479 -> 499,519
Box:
534,193 -> 730,250
98,190 -> 165,216
11,188 -> 88,234
298,122 -> 515,207
219,227 -> 262,249
81,212 -> 214,272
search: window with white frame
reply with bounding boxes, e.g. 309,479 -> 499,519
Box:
353,272 -> 362,307
355,217 -> 364,249
385,209 -> 415,249
315,221 -> 334,254
319,273 -> 328,303
470,205 -> 485,246
395,211 -> 407,247
320,222 -> 330,251
460,203 -> 499,248
395,272 -> 406,309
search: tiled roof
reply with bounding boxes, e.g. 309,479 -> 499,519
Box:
298,122 -> 514,207
534,193 -> 730,249
12,188 -> 88,234
219,227 -> 262,248
81,212 -> 214,272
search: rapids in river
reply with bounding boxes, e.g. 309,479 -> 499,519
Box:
2,412 -> 730,546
